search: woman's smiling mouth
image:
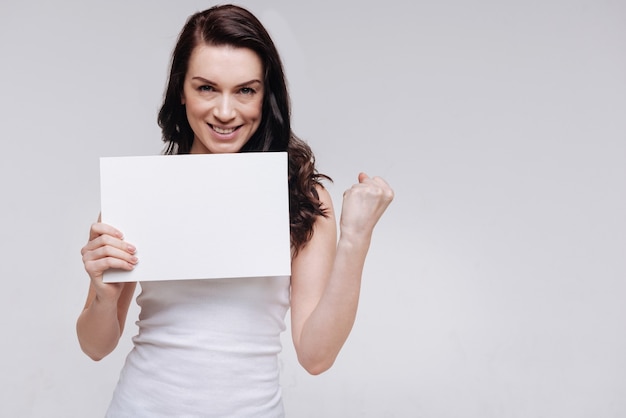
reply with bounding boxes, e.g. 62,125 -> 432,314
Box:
210,124 -> 238,135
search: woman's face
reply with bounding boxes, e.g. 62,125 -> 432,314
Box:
182,44 -> 264,154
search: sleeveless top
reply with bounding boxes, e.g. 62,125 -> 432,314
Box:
105,276 -> 291,418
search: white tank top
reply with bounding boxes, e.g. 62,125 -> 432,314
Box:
106,276 -> 291,417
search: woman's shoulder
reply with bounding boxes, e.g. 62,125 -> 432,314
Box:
314,184 -> 336,225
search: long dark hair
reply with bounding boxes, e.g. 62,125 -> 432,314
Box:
158,4 -> 330,254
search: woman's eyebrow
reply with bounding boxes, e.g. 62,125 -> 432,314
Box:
191,76 -> 216,84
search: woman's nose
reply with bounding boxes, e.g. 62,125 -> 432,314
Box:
213,95 -> 236,122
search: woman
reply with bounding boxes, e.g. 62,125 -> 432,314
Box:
77,4 -> 393,417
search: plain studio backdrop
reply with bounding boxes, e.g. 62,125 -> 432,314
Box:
1,0 -> 624,417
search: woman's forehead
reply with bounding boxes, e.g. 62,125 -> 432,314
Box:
187,44 -> 263,82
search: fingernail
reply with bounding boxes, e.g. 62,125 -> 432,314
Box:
127,244 -> 136,253
131,256 -> 139,264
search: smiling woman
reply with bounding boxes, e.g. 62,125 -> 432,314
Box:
76,4 -> 393,417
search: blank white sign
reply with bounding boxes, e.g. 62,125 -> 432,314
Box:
100,152 -> 291,282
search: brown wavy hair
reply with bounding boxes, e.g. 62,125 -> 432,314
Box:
157,4 -> 330,254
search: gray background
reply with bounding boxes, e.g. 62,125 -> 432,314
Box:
1,0 -> 625,417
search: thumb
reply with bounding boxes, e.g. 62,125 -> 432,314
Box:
358,172 -> 370,183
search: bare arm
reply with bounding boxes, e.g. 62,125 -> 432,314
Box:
290,173 -> 394,375
76,219 -> 138,361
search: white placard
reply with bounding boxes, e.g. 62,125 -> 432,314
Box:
100,152 -> 291,282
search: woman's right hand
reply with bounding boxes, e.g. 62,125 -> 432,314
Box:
80,222 -> 138,302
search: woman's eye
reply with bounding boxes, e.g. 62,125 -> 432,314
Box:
198,85 -> 213,92
240,87 -> 255,95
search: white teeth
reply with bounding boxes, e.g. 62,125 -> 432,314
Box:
212,125 -> 236,134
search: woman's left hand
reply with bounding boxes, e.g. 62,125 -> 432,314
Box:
339,172 -> 394,240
